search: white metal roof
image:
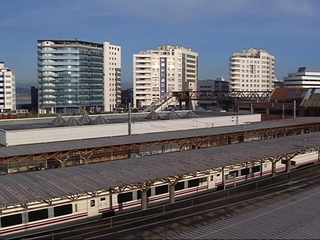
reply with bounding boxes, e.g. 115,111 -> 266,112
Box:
0,117 -> 319,158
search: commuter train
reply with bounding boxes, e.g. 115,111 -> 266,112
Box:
1,151 -> 318,237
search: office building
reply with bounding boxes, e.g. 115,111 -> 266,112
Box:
30,86 -> 38,112
198,77 -> 229,92
121,88 -> 133,110
133,44 -> 198,108
283,67 -> 320,88
37,39 -> 121,113
198,77 -> 229,109
0,62 -> 16,112
229,48 -> 276,92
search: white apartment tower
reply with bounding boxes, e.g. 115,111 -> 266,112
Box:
229,48 -> 276,92
103,42 -> 122,112
0,62 -> 16,112
133,44 -> 198,108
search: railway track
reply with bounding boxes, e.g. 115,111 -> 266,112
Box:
17,167 -> 320,240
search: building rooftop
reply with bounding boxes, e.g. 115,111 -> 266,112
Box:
0,116 -> 319,159
297,66 -> 314,72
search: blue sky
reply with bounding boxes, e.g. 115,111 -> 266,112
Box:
1,0 -> 320,89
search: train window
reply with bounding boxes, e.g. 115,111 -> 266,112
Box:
175,182 -> 184,191
100,197 -> 106,201
90,200 -> 95,207
210,175 -> 214,181
252,166 -> 261,173
28,209 -> 48,222
54,204 -> 73,217
217,174 -> 220,177
155,185 -> 168,195
200,177 -> 207,184
118,192 -> 133,203
137,189 -> 151,199
241,168 -> 250,175
229,170 -> 239,177
188,179 -> 200,188
1,214 -> 22,227
75,204 -> 78,212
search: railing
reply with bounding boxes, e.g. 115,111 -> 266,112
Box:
142,92 -> 173,112
173,90 -> 271,102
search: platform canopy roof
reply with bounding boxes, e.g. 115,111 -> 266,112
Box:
0,132 -> 319,208
0,117 -> 319,158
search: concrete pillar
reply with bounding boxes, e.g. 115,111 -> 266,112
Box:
60,160 -> 65,168
141,190 -> 148,210
169,184 -> 175,203
266,108 -> 269,114
109,190 -> 113,210
222,167 -> 225,190
162,145 -> 165,154
286,159 -> 291,173
272,161 -> 277,176
81,156 -> 90,165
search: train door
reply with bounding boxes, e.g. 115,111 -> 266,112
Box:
208,175 -> 215,189
99,196 -> 108,211
87,197 -> 99,217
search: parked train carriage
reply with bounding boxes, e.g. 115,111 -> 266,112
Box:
114,176 -> 211,212
0,195 -> 112,236
0,202 -> 84,236
1,151 -> 319,237
288,151 -> 319,168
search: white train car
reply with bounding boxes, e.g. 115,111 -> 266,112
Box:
1,151 -> 319,237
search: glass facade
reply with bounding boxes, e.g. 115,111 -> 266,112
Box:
38,40 -> 104,113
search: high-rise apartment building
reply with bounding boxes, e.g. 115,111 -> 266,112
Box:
37,39 -> 121,114
283,67 -> 320,88
0,62 -> 16,112
133,44 -> 198,108
229,48 -> 276,92
103,42 -> 122,112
